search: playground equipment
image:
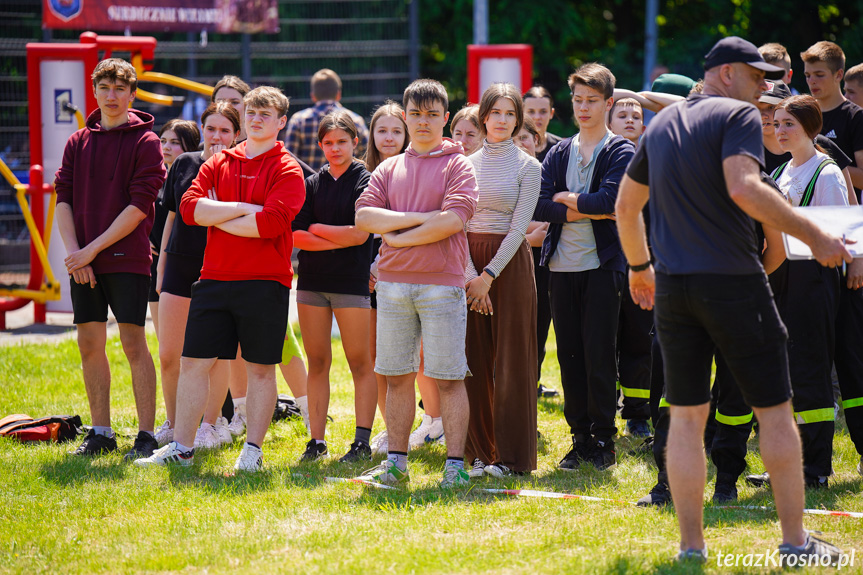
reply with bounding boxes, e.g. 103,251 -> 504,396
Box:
0,32 -> 213,328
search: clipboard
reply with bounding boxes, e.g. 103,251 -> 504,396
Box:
782,205 -> 863,260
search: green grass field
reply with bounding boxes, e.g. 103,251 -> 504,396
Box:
1,330 -> 862,574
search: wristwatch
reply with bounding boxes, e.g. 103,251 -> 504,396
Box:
630,261 -> 651,272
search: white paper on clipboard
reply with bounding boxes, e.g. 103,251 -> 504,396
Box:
782,206 -> 863,260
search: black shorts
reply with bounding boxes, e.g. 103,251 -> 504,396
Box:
70,272 -> 149,326
160,253 -> 204,299
182,279 -> 290,364
654,272 -> 791,409
148,256 -> 160,302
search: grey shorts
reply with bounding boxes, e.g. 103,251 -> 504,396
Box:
374,281 -> 471,380
296,290 -> 370,309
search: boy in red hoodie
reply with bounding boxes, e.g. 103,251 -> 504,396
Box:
355,79 -> 478,488
135,86 -> 305,472
55,58 -> 166,461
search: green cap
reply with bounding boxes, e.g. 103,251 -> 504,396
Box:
650,73 -> 696,97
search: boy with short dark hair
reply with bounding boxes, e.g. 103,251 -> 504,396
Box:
801,41 -> 863,192
533,63 -> 635,470
759,42 -> 794,86
55,58 -> 166,460
354,79 -> 478,488
844,63 -> 863,108
135,86 -> 306,472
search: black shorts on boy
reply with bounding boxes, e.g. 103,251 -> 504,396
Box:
182,279 -> 290,365
70,272 -> 150,326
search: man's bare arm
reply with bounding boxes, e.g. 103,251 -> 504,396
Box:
355,207 -> 438,234
213,214 -> 260,238
724,154 -> 850,268
293,229 -> 344,251
615,175 -> 654,310
381,211 -> 464,247
849,152 -> 863,190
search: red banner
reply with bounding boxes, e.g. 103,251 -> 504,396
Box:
43,0 -> 279,33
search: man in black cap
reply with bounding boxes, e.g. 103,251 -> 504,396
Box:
616,36 -> 848,564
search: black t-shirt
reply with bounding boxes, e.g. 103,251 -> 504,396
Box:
292,160 -> 373,296
764,135 -> 852,174
627,93 -> 764,275
821,100 -> 863,168
162,151 -> 208,258
536,132 -> 563,165
149,181 -> 169,253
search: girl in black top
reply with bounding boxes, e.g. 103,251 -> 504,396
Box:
153,102 -> 240,449
149,119 -> 199,337
292,111 -> 376,463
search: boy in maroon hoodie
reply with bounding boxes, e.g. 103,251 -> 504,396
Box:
135,86 -> 306,472
55,58 -> 166,461
355,79 -> 478,488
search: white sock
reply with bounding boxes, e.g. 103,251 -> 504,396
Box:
233,396 -> 246,409
93,426 -> 113,438
295,395 -> 308,414
174,441 -> 193,453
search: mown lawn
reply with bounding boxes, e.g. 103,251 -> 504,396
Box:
1,329 -> 861,574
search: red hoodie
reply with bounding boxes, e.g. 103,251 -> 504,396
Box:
179,141 -> 305,287
54,108 -> 166,275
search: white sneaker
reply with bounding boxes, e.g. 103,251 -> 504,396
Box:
228,404 -> 247,437
408,414 -> 445,449
234,443 -> 263,472
214,416 -> 233,445
133,441 -> 193,467
154,420 -> 173,447
194,423 -> 221,450
370,429 -> 389,455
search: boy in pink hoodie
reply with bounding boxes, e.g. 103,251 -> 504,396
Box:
55,58 -> 166,461
355,79 -> 478,488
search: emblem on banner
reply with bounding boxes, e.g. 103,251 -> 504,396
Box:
48,0 -> 82,22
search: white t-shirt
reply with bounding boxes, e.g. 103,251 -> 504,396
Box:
771,150 -> 849,207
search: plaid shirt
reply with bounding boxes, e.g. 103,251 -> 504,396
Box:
284,101 -> 369,171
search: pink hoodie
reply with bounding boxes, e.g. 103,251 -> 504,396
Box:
355,138 -> 478,287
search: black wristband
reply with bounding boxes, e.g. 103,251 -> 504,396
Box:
483,267 -> 497,279
629,261 -> 651,272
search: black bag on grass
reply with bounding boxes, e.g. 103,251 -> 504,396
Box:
272,395 -> 302,422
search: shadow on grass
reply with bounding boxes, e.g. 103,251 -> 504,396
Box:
40,455 -> 129,485
164,465 -> 279,494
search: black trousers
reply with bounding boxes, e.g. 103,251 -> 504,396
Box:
773,261 -> 839,479
711,353 -> 754,480
835,280 -> 863,457
533,247 -> 553,383
617,273 -> 653,420
549,268 -> 623,440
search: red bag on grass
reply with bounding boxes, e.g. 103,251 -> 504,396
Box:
0,414 -> 82,442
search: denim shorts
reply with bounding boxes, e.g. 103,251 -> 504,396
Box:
374,281 -> 471,380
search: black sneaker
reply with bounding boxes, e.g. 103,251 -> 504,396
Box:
587,439 -> 616,470
637,481 -> 671,507
70,429 -> 117,456
123,431 -> 158,462
626,419 -> 651,437
778,531 -> 843,567
300,439 -> 328,462
338,441 -> 371,463
805,475 -> 829,489
537,383 -> 559,398
712,474 -> 738,503
558,436 -> 594,471
745,471 -> 770,487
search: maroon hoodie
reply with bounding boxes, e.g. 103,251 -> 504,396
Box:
55,108 -> 166,276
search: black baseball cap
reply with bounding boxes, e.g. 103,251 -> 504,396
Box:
759,80 -> 793,104
703,37 -> 785,80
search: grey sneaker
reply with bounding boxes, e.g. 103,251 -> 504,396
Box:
153,420 -> 173,447
778,532 -> 842,567
358,460 -> 409,486
440,464 -> 470,489
677,547 -> 707,563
